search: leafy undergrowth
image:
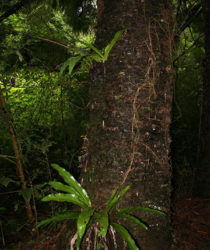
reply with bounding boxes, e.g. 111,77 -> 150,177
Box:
173,198 -> 210,250
1,198 -> 210,250
2,220 -> 75,250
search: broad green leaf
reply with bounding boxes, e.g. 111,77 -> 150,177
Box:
104,30 -> 126,61
114,213 -> 148,230
60,56 -> 82,75
86,216 -> 94,229
48,181 -> 80,195
68,56 -> 82,75
105,185 -> 120,212
51,164 -> 91,207
95,211 -> 109,237
42,193 -> 88,209
60,58 -> 71,75
87,43 -> 103,58
37,212 -> 79,228
111,222 -> 139,250
106,185 -> 130,213
91,53 -> 103,62
116,206 -> 165,216
77,208 -> 94,249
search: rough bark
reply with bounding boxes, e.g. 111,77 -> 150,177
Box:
0,88 -> 34,222
193,0 -> 210,198
84,0 -> 174,249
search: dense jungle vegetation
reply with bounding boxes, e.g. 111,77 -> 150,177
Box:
0,0 -> 209,249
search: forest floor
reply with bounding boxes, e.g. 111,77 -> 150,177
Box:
1,198 -> 210,250
173,198 -> 210,250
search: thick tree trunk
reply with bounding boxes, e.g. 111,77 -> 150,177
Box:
193,0 -> 210,198
85,0 -> 174,249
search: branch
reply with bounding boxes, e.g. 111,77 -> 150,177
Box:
0,154 -> 16,165
0,24 -> 69,49
175,3 -> 202,37
173,33 -> 204,63
0,24 -> 85,55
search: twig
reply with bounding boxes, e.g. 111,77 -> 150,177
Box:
173,34 -> 204,63
0,154 -> 16,164
70,232 -> 77,250
0,24 -> 70,49
0,190 -> 20,195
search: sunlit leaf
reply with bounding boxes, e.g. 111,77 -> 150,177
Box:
104,29 -> 126,61
68,56 -> 83,75
114,213 -> 148,230
95,211 -> 109,237
42,193 -> 88,208
51,164 -> 91,207
91,53 -> 103,62
111,222 -> 139,250
77,208 -> 94,249
116,206 -> 165,216
37,212 -> 79,228
87,43 -> 103,58
106,185 -> 130,212
105,185 -> 119,213
48,181 -> 80,195
60,55 -> 82,75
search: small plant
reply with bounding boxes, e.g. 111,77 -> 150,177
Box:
59,29 -> 126,75
37,164 -> 165,249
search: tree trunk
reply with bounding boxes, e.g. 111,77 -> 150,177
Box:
84,0 -> 174,249
193,0 -> 210,198
0,88 -> 34,222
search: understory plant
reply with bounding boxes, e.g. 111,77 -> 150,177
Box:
37,164 -> 165,250
59,29 -> 126,75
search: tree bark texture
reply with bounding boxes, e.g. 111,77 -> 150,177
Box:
193,0 -> 210,198
85,0 -> 174,249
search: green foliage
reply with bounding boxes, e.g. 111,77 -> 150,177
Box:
59,30 -> 126,75
47,0 -> 97,33
37,211 -> 79,228
60,55 -> 83,75
50,163 -> 91,207
111,222 -> 139,250
89,29 -> 126,63
171,17 -> 204,196
77,208 -> 94,248
0,176 -> 15,187
38,164 -> 165,249
0,0 -> 206,247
